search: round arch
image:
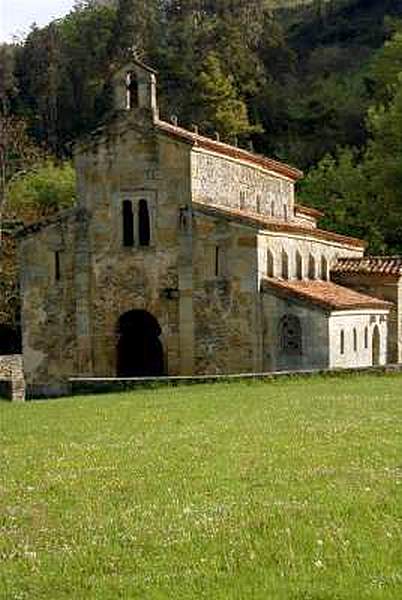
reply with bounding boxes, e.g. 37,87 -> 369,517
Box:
116,310 -> 164,377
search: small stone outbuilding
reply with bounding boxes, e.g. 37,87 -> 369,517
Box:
332,257 -> 402,364
16,60 -> 397,396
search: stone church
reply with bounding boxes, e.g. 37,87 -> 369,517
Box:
17,61 -> 402,395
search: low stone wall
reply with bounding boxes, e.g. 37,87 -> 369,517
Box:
0,355 -> 25,401
68,363 -> 402,397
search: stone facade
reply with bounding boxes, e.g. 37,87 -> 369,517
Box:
192,149 -> 295,220
16,61 -> 399,395
0,355 -> 25,401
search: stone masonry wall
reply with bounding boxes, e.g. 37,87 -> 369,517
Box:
73,118 -> 193,376
192,212 -> 261,374
19,215 -> 78,386
262,294 -> 330,372
0,355 -> 25,401
192,149 -> 295,221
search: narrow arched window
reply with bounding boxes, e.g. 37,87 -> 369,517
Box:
256,194 -> 261,213
281,249 -> 289,280
267,248 -> 274,277
123,200 -> 134,247
138,199 -> 151,246
284,204 -> 288,221
240,191 -> 245,210
126,71 -> 138,110
55,251 -> 61,281
364,326 -> 368,349
279,314 -> 302,355
353,328 -> 357,351
271,201 -> 275,217
321,255 -> 328,281
216,245 -> 224,277
296,251 -> 303,280
340,330 -> 345,355
308,254 -> 316,279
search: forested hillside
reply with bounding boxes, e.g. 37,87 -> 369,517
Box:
2,0 -> 402,251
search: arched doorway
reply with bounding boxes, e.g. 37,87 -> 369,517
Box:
117,310 -> 164,377
372,325 -> 381,366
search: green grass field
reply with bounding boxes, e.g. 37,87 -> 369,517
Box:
1,374 -> 402,599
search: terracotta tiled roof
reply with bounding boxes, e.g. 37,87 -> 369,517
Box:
332,256 -> 402,277
261,278 -> 392,311
294,204 -> 324,219
156,120 -> 303,181
193,201 -> 366,249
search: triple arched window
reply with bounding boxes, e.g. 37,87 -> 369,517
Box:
122,198 -> 151,247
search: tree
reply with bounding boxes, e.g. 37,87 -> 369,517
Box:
369,28 -> 402,104
0,160 -> 76,335
13,24 -> 63,154
364,76 -> 402,252
193,53 -> 260,139
0,117 -> 44,235
0,44 -> 17,116
5,161 -> 76,223
57,3 -> 116,144
110,0 -> 162,61
14,4 -> 116,154
298,147 -> 385,253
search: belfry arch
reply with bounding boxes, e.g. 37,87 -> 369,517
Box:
116,310 -> 164,377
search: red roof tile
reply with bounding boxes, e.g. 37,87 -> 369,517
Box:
193,201 -> 366,249
156,120 -> 303,181
294,203 -> 324,219
261,278 -> 392,311
332,256 -> 402,277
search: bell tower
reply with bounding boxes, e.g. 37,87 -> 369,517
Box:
112,59 -> 159,121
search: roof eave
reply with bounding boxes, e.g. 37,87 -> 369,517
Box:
261,279 -> 392,312
156,120 -> 303,181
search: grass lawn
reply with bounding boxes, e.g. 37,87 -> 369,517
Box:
1,374 -> 402,599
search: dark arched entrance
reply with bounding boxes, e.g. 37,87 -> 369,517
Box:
117,310 -> 164,377
0,324 -> 21,354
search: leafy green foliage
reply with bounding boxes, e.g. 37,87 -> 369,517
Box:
6,161 -> 76,221
299,148 -> 385,252
369,29 -> 402,103
0,44 -> 17,115
364,79 -> 402,252
300,25 -> 402,254
13,4 -> 116,151
194,53 -> 260,139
